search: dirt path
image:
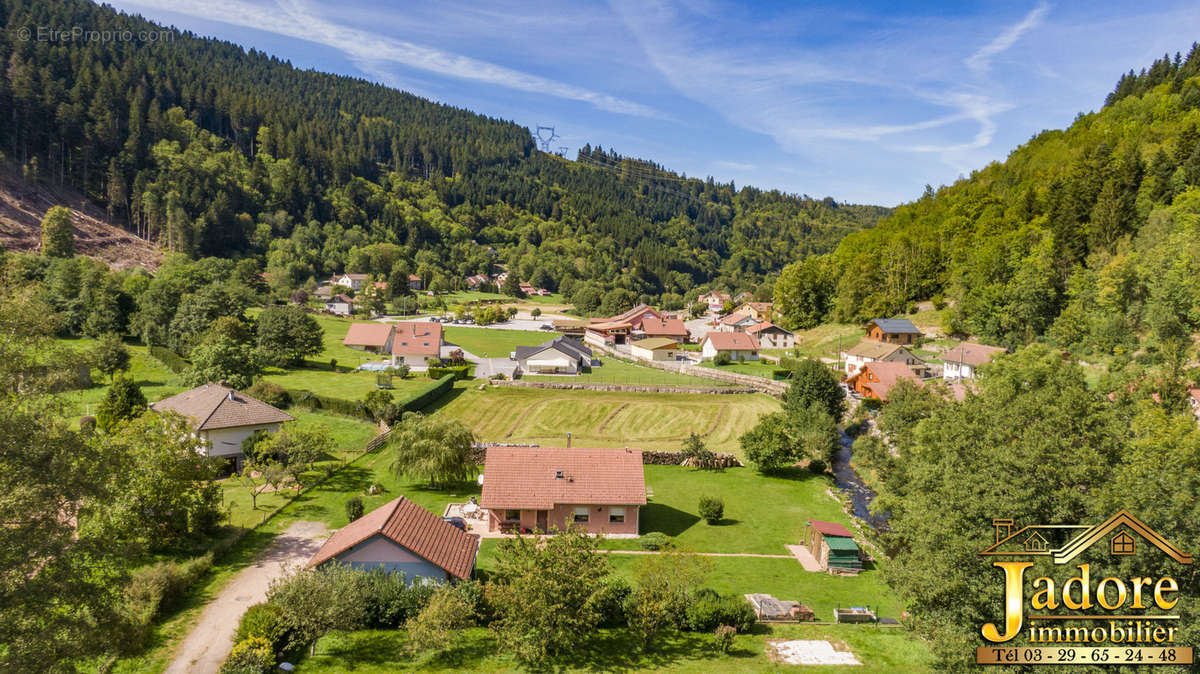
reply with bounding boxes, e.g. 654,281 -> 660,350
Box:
164,521 -> 329,674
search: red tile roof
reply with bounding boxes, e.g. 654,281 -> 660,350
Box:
808,519 -> 853,538
481,447 -> 647,510
343,322 -> 394,348
719,311 -> 756,326
307,496 -> 478,579
641,316 -> 687,336
846,361 -> 922,401
607,303 -> 661,329
745,321 -> 791,335
151,383 -> 294,431
703,332 -> 760,351
391,321 -> 443,356
941,342 -> 1006,367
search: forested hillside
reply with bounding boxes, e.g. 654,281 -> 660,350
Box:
0,0 -> 884,307
774,45 -> 1200,359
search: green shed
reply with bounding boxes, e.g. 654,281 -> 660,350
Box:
804,519 -> 862,571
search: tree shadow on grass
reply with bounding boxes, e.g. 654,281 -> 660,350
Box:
565,629 -> 720,672
418,385 -> 467,414
708,518 -> 741,527
640,503 -> 700,537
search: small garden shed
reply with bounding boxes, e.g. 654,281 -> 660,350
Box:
804,519 -> 862,572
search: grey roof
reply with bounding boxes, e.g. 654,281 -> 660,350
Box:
867,318 -> 921,334
514,336 -> 592,362
151,383 -> 294,431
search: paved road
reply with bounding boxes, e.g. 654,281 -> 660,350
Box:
164,521 -> 329,674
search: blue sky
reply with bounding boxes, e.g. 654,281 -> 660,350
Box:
106,0 -> 1200,205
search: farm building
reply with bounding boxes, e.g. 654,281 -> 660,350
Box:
941,342 -> 1007,380
804,519 -> 862,572
480,447 -> 646,536
630,337 -> 680,362
150,383 -> 293,471
864,318 -> 922,345
307,496 -> 478,583
514,336 -> 592,374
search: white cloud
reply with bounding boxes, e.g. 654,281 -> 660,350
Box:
119,0 -> 664,118
965,2 -> 1050,74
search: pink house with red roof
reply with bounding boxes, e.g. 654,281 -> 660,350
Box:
480,447 -> 646,536
700,331 -> 760,361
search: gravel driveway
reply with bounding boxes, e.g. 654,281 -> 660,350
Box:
164,520 -> 329,674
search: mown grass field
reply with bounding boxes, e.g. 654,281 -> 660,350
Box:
697,358 -> 784,379
260,365 -> 433,399
440,326 -> 547,357
525,357 -> 738,387
300,621 -> 931,673
435,386 -> 779,456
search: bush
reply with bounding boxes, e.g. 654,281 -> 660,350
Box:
330,358 -> 338,371
122,554 -> 214,649
234,603 -> 287,653
220,636 -> 274,674
245,380 -> 290,409
345,496 -> 364,522
807,459 -> 828,474
862,397 -> 883,411
772,368 -> 793,380
587,576 -> 631,628
713,352 -> 731,366
360,568 -> 437,628
639,532 -> 671,551
686,595 -> 756,633
713,625 -> 737,653
427,365 -> 471,380
698,496 -> 724,524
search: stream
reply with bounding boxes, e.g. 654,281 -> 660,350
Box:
831,429 -> 890,531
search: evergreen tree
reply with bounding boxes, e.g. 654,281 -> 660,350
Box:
95,374 -> 147,431
40,206 -> 75,258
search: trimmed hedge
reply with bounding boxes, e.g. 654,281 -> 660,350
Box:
403,374 -> 456,411
772,368 -> 793,380
149,346 -> 189,374
427,365 -> 471,381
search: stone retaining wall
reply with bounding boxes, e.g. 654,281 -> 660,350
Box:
467,443 -> 741,466
492,380 -> 755,395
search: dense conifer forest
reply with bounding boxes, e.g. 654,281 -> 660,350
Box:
0,0 -> 886,306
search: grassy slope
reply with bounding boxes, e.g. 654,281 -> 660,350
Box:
435,386 -> 779,456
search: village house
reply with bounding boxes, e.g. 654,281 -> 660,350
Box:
389,321 -> 443,369
584,304 -> 663,346
732,291 -> 754,304
465,274 -> 490,290
698,290 -> 731,313
325,294 -> 354,315
307,496 -> 478,583
150,383 -> 294,470
342,322 -> 395,354
330,273 -> 369,291
733,301 -> 774,321
407,274 -> 423,291
481,447 -> 646,535
865,318 -> 923,345
845,361 -> 922,401
513,336 -> 592,374
701,331 -> 760,361
841,339 -> 924,377
637,316 -> 689,342
941,342 -> 1007,380
745,322 -> 795,349
716,311 -> 763,333
630,337 -> 680,362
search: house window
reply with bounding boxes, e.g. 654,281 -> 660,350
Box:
609,507 -> 625,524
574,507 -> 589,523
503,510 -> 520,522
1112,531 -> 1136,556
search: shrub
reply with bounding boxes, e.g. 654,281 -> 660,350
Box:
686,595 -> 756,633
713,625 -> 737,653
587,576 -> 631,628
345,496 -> 364,522
453,579 -> 490,624
713,352 -> 731,366
220,636 -> 274,674
329,358 -> 338,371
245,380 -> 290,409
359,568 -> 437,628
862,397 -> 883,411
234,603 -> 287,653
639,532 -> 671,551
405,584 -> 474,654
427,365 -> 471,380
772,368 -> 793,380
122,554 -> 213,649
807,458 -> 828,474
79,415 -> 97,434
698,496 -> 724,524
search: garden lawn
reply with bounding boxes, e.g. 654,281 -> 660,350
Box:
441,326 -> 547,357
526,357 -> 737,387
299,622 -> 930,673
435,387 -> 778,456
59,340 -> 187,420
697,359 -> 784,379
600,465 -> 852,554
261,366 -> 433,400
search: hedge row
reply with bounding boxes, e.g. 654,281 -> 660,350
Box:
427,365 -> 471,381
149,345 -> 189,374
285,374 -> 456,421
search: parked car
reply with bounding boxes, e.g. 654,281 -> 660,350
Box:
442,517 -> 467,531
539,324 -> 554,331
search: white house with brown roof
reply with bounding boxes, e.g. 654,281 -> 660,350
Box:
745,322 -> 794,349
325,294 -> 354,315
331,273 -> 369,291
307,496 -> 478,583
637,316 -> 688,342
701,332 -> 760,361
716,312 -> 763,333
390,321 -> 444,368
841,339 -> 924,377
481,447 -> 646,536
941,342 -> 1007,380
698,290 -> 731,313
150,383 -> 294,468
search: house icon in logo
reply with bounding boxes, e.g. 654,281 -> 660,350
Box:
979,510 -> 1192,565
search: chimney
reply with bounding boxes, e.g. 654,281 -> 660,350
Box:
566,432 -> 572,448
555,470 -> 563,480
993,518 -> 1014,544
